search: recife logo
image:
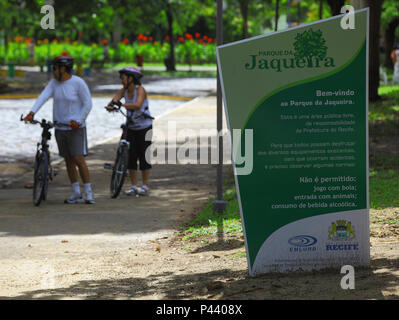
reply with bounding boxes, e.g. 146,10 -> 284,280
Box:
288,235 -> 317,252
328,220 -> 356,241
326,220 -> 359,251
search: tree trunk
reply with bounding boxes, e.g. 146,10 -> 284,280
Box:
239,0 -> 249,39
165,2 -> 176,72
112,15 -> 122,49
326,0 -> 345,16
366,0 -> 383,101
275,0 -> 279,31
383,18 -> 399,69
319,0 -> 323,20
350,0 -> 383,101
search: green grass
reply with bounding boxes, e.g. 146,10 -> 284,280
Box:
370,154 -> 399,209
180,179 -> 243,240
143,70 -> 217,78
104,62 -> 217,69
369,85 -> 399,136
369,85 -> 399,120
101,62 -> 217,78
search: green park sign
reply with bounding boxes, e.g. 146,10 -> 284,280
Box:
217,9 -> 370,276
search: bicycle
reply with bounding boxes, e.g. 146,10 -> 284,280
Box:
103,100 -> 131,198
21,115 -> 71,206
104,100 -> 154,198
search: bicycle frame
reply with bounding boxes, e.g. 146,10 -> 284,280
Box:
104,102 -> 134,198
21,115 -> 71,205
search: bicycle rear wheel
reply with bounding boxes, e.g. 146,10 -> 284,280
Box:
110,145 -> 129,198
33,151 -> 48,206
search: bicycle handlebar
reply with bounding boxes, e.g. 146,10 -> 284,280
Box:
104,100 -> 154,120
20,114 -> 74,128
105,100 -> 127,117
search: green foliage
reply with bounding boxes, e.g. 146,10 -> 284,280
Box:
381,0 -> 399,29
0,38 -> 216,65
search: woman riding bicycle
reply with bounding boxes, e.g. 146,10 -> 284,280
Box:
106,66 -> 153,196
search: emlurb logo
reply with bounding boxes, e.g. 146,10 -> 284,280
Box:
328,220 -> 356,241
288,235 -> 317,247
245,28 -> 335,72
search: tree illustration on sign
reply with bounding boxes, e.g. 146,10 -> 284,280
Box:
293,29 -> 328,66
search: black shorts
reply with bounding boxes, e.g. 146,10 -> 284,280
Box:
126,125 -> 152,171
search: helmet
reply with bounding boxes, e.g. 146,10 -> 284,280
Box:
53,56 -> 74,71
118,66 -> 143,80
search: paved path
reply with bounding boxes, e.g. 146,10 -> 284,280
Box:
0,95 -> 232,297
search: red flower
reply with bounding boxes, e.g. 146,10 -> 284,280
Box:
79,32 -> 83,38
165,35 -> 170,41
185,33 -> 193,40
207,37 -> 213,43
195,32 -> 200,38
137,33 -> 143,40
203,35 -> 208,40
149,36 -> 153,42
198,39 -> 203,44
122,38 -> 129,44
142,36 -> 148,41
178,36 -> 185,43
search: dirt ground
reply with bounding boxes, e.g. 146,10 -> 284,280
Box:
0,72 -> 398,299
0,137 -> 398,300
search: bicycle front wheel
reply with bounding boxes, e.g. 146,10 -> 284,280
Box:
110,145 -> 129,198
33,151 -> 48,206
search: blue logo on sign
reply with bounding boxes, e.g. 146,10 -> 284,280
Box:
288,235 -> 317,247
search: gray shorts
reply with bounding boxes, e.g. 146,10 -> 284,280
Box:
55,127 -> 88,157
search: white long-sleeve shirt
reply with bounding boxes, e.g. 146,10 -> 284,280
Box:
31,75 -> 92,130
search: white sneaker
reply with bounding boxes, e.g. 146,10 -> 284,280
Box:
85,191 -> 95,204
138,186 -> 149,196
125,186 -> 138,196
64,192 -> 84,204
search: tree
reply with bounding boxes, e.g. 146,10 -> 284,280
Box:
381,0 -> 399,69
275,0 -> 279,31
326,0 -> 346,16
351,0 -> 384,101
163,0 -> 177,71
238,0 -> 251,38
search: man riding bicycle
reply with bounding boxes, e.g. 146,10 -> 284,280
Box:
24,55 -> 95,204
106,66 -> 153,196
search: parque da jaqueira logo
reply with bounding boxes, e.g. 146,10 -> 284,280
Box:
244,29 -> 335,72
